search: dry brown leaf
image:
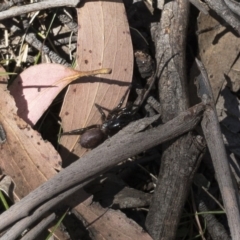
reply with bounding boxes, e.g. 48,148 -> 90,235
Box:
198,13 -> 240,101
59,0 -> 133,161
0,67 -> 61,198
73,196 -> 152,240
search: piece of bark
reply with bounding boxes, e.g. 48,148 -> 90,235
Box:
88,174 -> 152,209
112,187 -> 152,209
146,1 -> 206,239
146,134 -> 206,239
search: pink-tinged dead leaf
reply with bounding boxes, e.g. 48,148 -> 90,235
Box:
59,0 -> 133,161
73,196 -> 152,240
9,63 -> 111,126
0,66 -> 61,198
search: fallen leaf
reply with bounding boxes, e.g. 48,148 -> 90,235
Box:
197,13 -> 240,101
0,66 -> 61,198
59,0 -> 133,161
9,63 -> 111,125
227,56 -> 240,92
73,196 -> 152,240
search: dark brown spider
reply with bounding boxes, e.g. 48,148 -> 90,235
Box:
61,53 -> 172,149
61,86 -> 135,149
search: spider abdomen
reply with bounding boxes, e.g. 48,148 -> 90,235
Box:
80,128 -> 105,149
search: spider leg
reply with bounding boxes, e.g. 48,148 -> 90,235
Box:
112,85 -> 131,112
94,85 -> 132,121
61,124 -> 100,135
95,104 -> 107,122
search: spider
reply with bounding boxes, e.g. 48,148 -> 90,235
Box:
61,53 -> 169,149
61,86 -> 136,149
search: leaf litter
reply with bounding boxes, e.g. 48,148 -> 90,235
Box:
0,66 -> 61,198
0,1 -> 147,239
12,0 -> 240,239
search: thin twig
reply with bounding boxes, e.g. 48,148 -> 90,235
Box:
189,0 -> 209,14
224,0 -> 240,17
205,0 -> 240,35
0,0 -> 80,20
20,213 -> 56,240
196,58 -> 240,239
1,185 -> 90,240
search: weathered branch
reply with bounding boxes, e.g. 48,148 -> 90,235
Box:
146,1 -> 205,239
0,103 -> 204,233
224,0 -> 240,17
20,213 -> 56,240
189,0 -> 209,14
202,108 -> 240,238
205,0 -> 240,35
0,185 -> 89,240
196,58 -> 240,239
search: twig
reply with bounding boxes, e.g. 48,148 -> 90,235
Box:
205,0 -> 240,35
25,33 -> 71,66
197,193 -> 231,239
146,96 -> 161,114
189,0 -> 209,14
0,103 -> 205,232
196,58 -> 240,239
0,0 -> 80,20
224,0 -> 240,17
20,213 -> 56,240
1,19 -> 71,66
58,11 -> 78,34
0,0 -> 23,12
1,185 -> 90,240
